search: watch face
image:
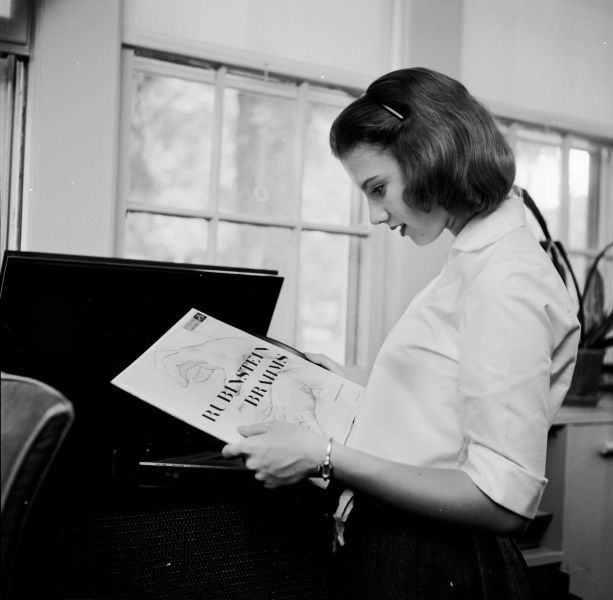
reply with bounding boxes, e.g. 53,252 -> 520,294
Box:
320,459 -> 332,480
319,438 -> 334,480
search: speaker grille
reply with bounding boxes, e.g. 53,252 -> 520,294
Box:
19,487 -> 337,600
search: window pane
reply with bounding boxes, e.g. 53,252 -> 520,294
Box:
569,149 -> 599,250
515,140 -> 562,239
219,88 -> 295,219
125,212 -> 208,263
301,102 -> 356,225
217,222 -> 293,342
297,231 -> 361,364
130,73 -> 214,210
216,221 -> 292,272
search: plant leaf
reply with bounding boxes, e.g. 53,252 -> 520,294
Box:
583,269 -> 604,333
597,336 -> 613,349
583,311 -> 613,348
553,241 -> 585,335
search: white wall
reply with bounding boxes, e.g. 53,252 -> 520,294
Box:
123,0 -> 394,88
23,0 -> 121,254
462,0 -> 613,138
20,0 -> 613,328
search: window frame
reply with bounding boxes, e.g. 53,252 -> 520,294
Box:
117,48 -> 384,378
0,53 -> 27,258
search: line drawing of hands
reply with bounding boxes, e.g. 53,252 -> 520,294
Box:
154,337 -> 260,388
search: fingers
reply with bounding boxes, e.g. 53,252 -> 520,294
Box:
304,352 -> 328,367
222,423 -> 311,489
221,443 -> 275,487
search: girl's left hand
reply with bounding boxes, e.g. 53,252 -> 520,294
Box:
221,422 -> 327,488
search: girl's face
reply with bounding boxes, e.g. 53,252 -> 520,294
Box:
341,143 -> 467,245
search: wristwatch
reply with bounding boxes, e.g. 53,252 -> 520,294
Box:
317,438 -> 334,481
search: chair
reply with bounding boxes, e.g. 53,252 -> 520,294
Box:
1,372 -> 74,598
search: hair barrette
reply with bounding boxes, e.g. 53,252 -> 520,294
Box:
361,92 -> 405,121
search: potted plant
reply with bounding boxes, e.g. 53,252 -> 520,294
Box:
522,189 -> 613,405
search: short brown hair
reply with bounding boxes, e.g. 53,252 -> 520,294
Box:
330,68 -> 515,215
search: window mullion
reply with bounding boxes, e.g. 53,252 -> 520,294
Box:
359,226 -> 383,373
5,56 -> 26,251
294,82 -> 308,224
115,48 -> 136,257
344,237 -> 360,366
207,66 -> 226,264
345,184 -> 368,365
560,135 -> 571,248
285,82 -> 309,346
598,147 -> 612,248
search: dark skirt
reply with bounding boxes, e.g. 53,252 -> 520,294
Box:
330,495 -> 534,600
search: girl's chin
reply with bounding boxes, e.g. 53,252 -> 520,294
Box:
406,229 -> 445,246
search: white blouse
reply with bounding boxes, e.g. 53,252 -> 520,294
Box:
347,194 -> 580,519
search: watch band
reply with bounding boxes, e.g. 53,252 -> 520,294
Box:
317,438 -> 334,481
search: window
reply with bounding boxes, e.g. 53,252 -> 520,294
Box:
119,50 -> 612,371
500,120 -> 613,301
118,51 -> 375,368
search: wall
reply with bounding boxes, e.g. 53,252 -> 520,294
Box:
462,0 -> 613,138
123,0 -> 394,88
22,0 -> 121,254
18,0 -> 613,329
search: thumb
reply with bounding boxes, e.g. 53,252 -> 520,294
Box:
221,442 -> 242,459
237,422 -> 271,437
304,352 -> 345,376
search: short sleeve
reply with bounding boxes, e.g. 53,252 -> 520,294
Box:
457,259 -> 559,519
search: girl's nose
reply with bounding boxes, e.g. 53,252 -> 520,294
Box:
367,199 -> 389,225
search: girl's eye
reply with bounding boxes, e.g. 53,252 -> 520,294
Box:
371,185 -> 385,197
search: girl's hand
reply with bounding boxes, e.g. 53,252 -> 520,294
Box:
304,352 -> 347,378
221,422 -> 328,488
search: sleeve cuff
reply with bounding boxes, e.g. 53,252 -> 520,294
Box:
461,442 -> 547,519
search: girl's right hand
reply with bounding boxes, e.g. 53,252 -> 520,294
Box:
303,352 -> 347,378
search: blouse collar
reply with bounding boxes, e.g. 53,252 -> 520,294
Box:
450,192 -> 526,253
